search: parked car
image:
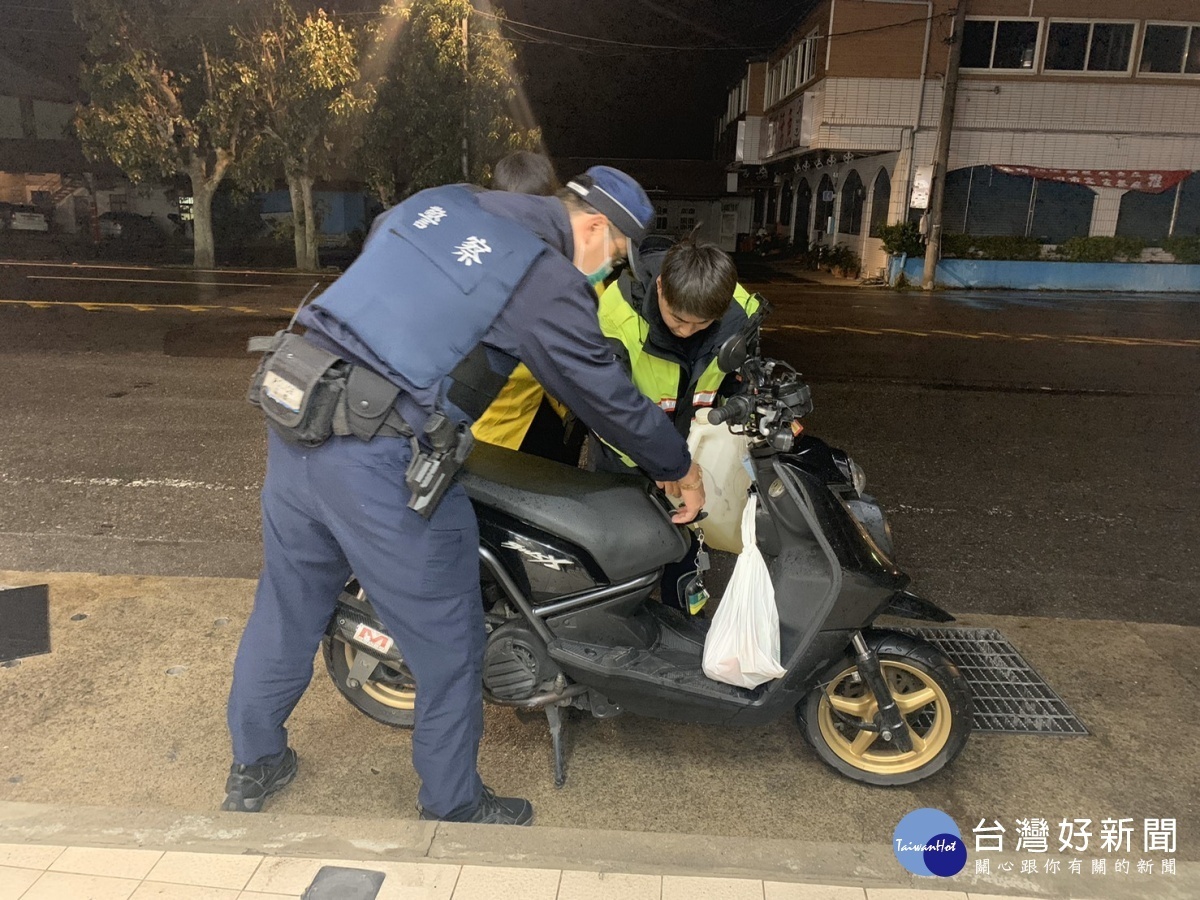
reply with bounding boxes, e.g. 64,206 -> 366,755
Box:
98,211 -> 168,245
0,203 -> 50,232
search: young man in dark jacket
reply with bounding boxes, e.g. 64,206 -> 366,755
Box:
595,237 -> 759,467
593,237 -> 759,610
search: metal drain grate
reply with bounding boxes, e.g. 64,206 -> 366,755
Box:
904,627 -> 1089,736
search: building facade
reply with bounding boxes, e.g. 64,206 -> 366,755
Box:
0,53 -> 177,236
717,0 -> 1200,276
0,52 -> 90,231
559,157 -> 755,253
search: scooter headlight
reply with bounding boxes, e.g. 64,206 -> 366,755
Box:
847,457 -> 866,495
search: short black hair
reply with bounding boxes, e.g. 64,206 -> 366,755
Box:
659,239 -> 738,321
492,151 -> 559,196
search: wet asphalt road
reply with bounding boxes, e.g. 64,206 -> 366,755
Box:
1,258 -> 1198,626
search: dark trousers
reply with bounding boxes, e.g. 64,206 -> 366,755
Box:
228,429 -> 485,819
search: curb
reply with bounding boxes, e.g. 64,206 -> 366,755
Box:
0,802 -> 1195,899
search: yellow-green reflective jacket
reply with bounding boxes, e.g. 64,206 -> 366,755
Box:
597,272 -> 759,467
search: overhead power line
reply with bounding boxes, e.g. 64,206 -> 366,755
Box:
475,7 -> 953,56
0,3 -> 953,56
469,6 -> 770,52
824,11 -> 953,41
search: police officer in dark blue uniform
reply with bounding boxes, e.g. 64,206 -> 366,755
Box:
225,167 -> 707,826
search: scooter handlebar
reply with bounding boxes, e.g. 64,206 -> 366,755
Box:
708,394 -> 752,426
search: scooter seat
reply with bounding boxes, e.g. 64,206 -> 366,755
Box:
461,442 -> 690,582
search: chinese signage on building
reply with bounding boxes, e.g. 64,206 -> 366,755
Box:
763,95 -> 807,159
911,165 -> 934,209
994,166 -> 1191,193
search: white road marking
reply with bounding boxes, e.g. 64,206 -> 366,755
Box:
0,530 -> 251,545
2,259 -> 335,278
0,473 -> 258,491
27,275 -> 277,288
767,323 -> 1200,349
2,260 -> 153,271
0,299 -> 280,314
894,502 -> 1133,526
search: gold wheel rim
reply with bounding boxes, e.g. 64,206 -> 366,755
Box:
340,639 -> 416,711
817,659 -> 952,775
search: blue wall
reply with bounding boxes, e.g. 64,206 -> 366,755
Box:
258,190 -> 370,236
889,257 -> 1200,292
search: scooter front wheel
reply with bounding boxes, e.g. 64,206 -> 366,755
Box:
321,633 -> 417,729
796,631 -> 971,786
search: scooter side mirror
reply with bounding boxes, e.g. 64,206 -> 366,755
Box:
716,334 -> 748,374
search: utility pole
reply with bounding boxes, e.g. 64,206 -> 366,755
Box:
1168,180 -> 1183,237
461,12 -> 470,181
922,2 -> 967,290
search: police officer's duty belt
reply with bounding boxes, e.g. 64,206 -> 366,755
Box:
247,331 -> 412,446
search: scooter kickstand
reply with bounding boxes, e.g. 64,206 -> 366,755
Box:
545,705 -> 568,788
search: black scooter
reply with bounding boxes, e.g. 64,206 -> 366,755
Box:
321,320 -> 972,787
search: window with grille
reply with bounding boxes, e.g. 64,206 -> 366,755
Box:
795,181 -> 813,240
771,30 -> 820,106
1140,23 -> 1200,75
1045,20 -> 1136,73
868,169 -> 892,238
839,171 -> 865,236
962,18 -> 1040,70
801,30 -> 818,83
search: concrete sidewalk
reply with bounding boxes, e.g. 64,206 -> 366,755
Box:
0,802 -> 1195,899
1,571 -> 1197,899
733,256 -> 871,288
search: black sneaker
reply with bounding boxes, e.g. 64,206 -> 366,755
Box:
418,786 -> 534,826
222,747 -> 298,812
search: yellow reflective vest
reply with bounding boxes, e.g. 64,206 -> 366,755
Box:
470,362 -> 547,450
471,284 -> 598,451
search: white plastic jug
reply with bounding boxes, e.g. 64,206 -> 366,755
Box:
678,408 -> 752,553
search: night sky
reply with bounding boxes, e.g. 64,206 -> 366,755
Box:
492,0 -> 814,159
0,0 -> 815,160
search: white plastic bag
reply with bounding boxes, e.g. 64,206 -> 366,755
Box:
702,495 -> 788,688
683,409 -> 751,553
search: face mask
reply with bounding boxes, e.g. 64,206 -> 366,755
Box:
586,259 -> 614,288
582,229 -> 614,287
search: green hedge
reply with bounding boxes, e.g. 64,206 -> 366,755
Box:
1058,236 -> 1146,262
941,234 -> 1043,261
825,243 -> 861,276
936,234 -> 1179,262
1163,236 -> 1200,264
876,221 -> 926,257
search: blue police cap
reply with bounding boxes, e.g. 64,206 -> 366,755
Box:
566,166 -> 654,278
